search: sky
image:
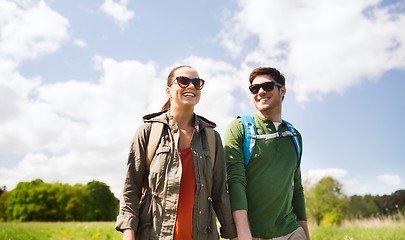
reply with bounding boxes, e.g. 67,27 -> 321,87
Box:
1,0 -> 404,199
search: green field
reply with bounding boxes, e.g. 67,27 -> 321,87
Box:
0,222 -> 122,240
1,221 -> 405,240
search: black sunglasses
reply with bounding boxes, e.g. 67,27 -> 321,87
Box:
169,76 -> 205,90
249,81 -> 283,94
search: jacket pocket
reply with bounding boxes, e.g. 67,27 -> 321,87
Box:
149,145 -> 170,173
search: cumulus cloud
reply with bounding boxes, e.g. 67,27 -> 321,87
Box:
302,168 -> 373,195
378,174 -> 402,186
218,0 -> 405,102
303,168 -> 348,186
0,51 -> 246,197
0,0 -> 69,63
100,0 -> 134,30
73,38 -> 87,48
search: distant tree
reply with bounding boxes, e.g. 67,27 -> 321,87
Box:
374,190 -> 405,216
82,180 -> 117,221
305,176 -> 348,225
6,179 -> 45,221
5,179 -> 118,221
0,186 -> 6,196
0,189 -> 11,221
65,184 -> 86,221
346,194 -> 379,219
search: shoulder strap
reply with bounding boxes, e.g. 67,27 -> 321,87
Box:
238,115 -> 257,167
146,122 -> 164,172
205,127 -> 216,169
146,123 -> 216,170
282,119 -> 302,171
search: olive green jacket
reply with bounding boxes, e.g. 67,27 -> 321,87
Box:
115,110 -> 236,240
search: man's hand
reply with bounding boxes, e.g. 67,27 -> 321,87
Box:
297,220 -> 310,240
232,210 -> 252,240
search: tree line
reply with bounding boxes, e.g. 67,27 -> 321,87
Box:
0,179 -> 118,221
305,176 -> 405,226
0,177 -> 404,224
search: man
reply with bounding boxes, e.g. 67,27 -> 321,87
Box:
224,67 -> 310,240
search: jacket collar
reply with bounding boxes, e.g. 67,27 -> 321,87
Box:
143,110 -> 216,132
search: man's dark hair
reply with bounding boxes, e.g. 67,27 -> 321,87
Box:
249,67 -> 285,86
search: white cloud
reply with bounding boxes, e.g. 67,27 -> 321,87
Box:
303,168 -> 348,187
0,0 -> 69,63
100,0 -> 134,30
218,0 -> 405,102
0,53 -> 246,197
378,174 -> 402,186
73,38 -> 87,48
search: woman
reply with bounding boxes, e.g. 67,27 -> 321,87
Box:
115,66 -> 237,239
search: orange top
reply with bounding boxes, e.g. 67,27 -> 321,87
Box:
174,147 -> 196,240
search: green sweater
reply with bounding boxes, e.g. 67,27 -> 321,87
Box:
224,114 -> 307,238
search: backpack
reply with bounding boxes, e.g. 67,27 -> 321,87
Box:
239,115 -> 302,170
145,122 -> 216,171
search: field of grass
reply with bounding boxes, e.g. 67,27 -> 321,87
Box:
0,221 -> 122,240
309,216 -> 405,240
1,218 -> 404,240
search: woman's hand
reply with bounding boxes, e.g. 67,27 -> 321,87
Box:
122,229 -> 135,240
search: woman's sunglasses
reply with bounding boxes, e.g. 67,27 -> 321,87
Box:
249,81 -> 283,94
169,76 -> 205,90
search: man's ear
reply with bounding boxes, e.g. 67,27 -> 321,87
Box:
280,85 -> 286,98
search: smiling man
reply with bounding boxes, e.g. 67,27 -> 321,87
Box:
224,67 -> 310,240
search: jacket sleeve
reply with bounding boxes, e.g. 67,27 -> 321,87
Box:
223,118 -> 248,212
115,124 -> 150,232
211,130 -> 237,239
292,132 -> 307,221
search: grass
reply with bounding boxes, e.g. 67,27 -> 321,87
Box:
0,217 -> 404,240
0,221 -> 122,240
309,214 -> 405,240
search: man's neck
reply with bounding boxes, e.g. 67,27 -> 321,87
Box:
257,108 -> 282,123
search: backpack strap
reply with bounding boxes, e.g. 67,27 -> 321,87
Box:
146,122 -> 216,170
238,115 -> 257,167
239,115 -> 302,171
282,119 -> 302,171
146,122 -> 164,172
205,127 -> 216,168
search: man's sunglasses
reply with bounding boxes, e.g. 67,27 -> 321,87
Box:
249,81 -> 283,94
169,76 -> 205,90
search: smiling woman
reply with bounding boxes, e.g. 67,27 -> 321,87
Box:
115,66 -> 237,240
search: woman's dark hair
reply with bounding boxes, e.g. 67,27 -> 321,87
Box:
161,66 -> 193,111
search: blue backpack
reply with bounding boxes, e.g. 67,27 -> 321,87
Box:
239,115 -> 302,170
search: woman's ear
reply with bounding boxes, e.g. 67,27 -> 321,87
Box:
166,87 -> 172,98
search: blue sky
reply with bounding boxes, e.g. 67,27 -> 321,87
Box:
1,0 -> 404,198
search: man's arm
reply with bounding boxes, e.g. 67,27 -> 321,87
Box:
232,210 -> 252,240
297,220 -> 310,240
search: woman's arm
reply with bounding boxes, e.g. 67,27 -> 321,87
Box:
115,124 -> 150,233
211,130 -> 237,239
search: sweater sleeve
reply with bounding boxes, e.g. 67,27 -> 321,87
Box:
292,167 -> 307,221
224,118 -> 248,212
